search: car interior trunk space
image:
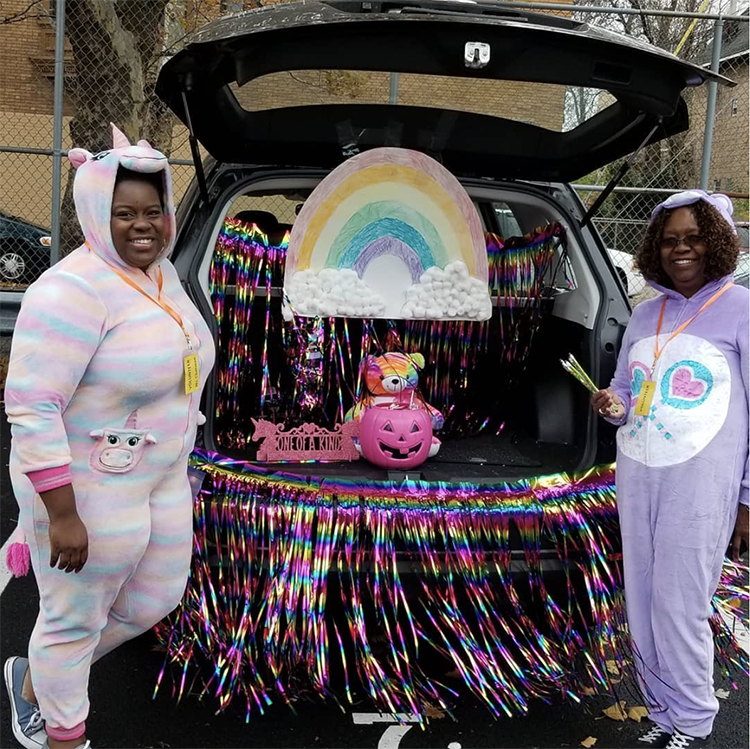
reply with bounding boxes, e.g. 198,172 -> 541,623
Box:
203,207 -> 592,483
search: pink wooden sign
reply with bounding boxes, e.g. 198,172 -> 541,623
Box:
251,419 -> 360,462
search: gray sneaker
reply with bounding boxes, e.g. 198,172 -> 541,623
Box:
3,656 -> 46,749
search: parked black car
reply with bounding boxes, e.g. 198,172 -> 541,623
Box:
0,211 -> 51,286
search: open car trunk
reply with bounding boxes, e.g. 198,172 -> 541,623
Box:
196,179 -> 601,483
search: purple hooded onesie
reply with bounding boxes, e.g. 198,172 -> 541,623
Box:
606,191 -> 749,739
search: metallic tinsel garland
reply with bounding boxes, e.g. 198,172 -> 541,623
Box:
155,455 -> 748,721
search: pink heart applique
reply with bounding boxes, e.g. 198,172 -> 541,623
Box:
670,367 -> 706,400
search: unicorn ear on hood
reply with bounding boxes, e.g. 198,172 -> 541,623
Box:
68,148 -> 93,170
111,123 -> 131,150
137,139 -> 153,149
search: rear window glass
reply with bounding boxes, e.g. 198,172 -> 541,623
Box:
229,71 -> 605,133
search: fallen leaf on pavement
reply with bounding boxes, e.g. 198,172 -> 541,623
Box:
605,660 -> 620,675
424,702 -> 446,719
627,706 -> 649,722
581,737 -> 597,748
602,701 -> 628,721
715,688 -> 730,700
581,686 -> 597,696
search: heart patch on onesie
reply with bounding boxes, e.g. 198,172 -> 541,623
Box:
660,360 -> 713,409
629,362 -> 651,404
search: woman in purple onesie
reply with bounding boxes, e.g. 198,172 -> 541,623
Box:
592,191 -> 749,749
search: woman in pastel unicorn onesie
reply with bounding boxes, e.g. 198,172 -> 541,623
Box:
592,191 -> 749,749
3,125 -> 215,749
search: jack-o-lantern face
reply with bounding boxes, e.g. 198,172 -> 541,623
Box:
359,406 -> 433,469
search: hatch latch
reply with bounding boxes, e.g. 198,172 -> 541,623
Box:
464,42 -> 490,69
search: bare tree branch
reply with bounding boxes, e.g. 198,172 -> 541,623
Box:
0,0 -> 50,25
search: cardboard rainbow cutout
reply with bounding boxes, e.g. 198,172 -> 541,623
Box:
284,148 -> 492,320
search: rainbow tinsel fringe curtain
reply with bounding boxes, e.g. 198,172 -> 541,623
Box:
155,453 -> 748,722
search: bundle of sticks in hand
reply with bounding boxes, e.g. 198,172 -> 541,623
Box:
560,354 -> 625,419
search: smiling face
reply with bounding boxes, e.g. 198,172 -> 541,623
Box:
659,207 -> 708,298
110,177 -> 166,269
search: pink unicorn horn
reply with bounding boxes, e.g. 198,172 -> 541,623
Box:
124,410 -> 138,429
111,123 -> 131,149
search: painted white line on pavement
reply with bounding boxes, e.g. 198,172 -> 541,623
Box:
0,532 -> 18,596
377,725 -> 413,749
352,713 -> 421,724
720,608 -> 750,655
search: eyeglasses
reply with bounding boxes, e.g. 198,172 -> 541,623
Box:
660,234 -> 705,251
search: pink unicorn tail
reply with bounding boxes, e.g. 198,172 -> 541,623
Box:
5,528 -> 30,577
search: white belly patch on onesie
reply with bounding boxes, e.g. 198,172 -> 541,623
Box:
617,333 -> 730,467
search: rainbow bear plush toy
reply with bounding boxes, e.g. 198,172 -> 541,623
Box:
346,352 -> 443,457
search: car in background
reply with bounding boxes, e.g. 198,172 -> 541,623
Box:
735,222 -> 749,288
0,211 -> 51,285
607,247 -> 644,298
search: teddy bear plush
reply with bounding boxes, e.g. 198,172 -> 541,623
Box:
346,351 -> 443,457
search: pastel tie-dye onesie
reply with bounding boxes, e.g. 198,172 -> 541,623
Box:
4,126 -> 215,742
606,276 -> 749,738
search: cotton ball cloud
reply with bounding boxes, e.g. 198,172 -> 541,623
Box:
401,261 -> 492,321
285,268 -> 388,318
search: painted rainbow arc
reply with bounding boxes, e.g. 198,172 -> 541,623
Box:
288,148 -> 486,280
285,148 -> 491,320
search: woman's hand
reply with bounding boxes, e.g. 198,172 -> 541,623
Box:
731,504 -> 749,562
49,511 -> 89,573
39,483 -> 89,573
591,388 -> 624,418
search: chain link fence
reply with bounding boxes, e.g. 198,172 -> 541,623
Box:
1,0 -> 748,299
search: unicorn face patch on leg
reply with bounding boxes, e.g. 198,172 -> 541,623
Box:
90,410 -> 156,473
617,334 -> 730,467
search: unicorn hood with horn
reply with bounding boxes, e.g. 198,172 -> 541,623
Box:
69,123 -> 177,269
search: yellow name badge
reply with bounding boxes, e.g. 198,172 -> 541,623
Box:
634,380 -> 656,417
183,353 -> 200,395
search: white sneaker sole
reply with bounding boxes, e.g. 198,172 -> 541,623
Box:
3,657 -> 46,749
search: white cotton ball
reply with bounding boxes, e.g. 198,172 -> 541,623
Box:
427,307 -> 442,318
412,305 -> 425,318
455,262 -> 470,279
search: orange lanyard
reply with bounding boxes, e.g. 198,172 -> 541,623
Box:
652,282 -> 733,372
88,244 -> 192,349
